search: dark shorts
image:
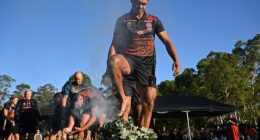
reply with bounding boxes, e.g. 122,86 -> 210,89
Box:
125,55 -> 156,87
123,76 -> 141,104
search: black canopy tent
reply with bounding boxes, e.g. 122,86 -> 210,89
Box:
153,95 -> 235,140
153,95 -> 235,117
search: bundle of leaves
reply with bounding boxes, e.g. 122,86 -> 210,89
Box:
99,118 -> 157,140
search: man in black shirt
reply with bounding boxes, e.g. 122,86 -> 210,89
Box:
105,0 -> 181,128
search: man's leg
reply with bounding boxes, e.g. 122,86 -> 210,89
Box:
109,54 -> 131,118
138,85 -> 156,128
14,133 -> 19,140
134,103 -> 142,126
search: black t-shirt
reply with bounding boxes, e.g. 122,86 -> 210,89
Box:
113,11 -> 165,57
16,99 -> 42,125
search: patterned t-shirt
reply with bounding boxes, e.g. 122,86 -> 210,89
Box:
113,11 -> 165,57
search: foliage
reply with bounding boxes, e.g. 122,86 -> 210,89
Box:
13,83 -> 31,98
0,75 -> 15,105
157,80 -> 175,96
99,118 -> 157,140
35,84 -> 57,107
174,68 -> 199,96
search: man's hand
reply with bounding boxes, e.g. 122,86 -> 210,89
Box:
63,127 -> 78,136
11,121 -> 15,127
118,97 -> 127,117
74,127 -> 85,132
172,62 -> 181,76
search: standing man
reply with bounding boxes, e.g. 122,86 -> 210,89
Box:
106,0 -> 181,128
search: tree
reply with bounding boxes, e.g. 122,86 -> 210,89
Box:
232,34 -> 260,125
0,75 -> 15,106
13,83 -> 31,98
157,80 -> 175,96
174,68 -> 199,96
35,84 -> 57,107
196,52 -> 250,105
157,68 -> 199,96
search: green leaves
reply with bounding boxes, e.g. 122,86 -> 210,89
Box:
35,84 -> 57,107
0,75 -> 15,105
99,118 -> 157,140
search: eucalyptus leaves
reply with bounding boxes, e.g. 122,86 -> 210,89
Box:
99,118 -> 157,140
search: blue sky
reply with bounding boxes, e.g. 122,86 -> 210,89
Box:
0,0 -> 259,92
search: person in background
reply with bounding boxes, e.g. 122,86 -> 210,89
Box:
60,71 -> 92,129
2,96 -> 19,140
62,94 -> 91,140
227,114 -> 240,140
50,92 -> 64,140
15,89 -> 42,140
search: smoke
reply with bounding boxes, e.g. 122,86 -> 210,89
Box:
99,87 -> 121,122
70,0 -> 132,127
84,0 -> 131,83
72,87 -> 121,125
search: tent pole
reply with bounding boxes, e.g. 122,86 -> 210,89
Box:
183,111 -> 191,140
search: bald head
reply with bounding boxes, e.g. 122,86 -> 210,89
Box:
74,71 -> 83,85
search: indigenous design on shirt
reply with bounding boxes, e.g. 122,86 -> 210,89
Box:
113,12 -> 165,56
18,99 -> 37,112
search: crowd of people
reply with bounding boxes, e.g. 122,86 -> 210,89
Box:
50,71 -> 108,140
0,71 -> 117,140
155,117 -> 258,140
0,89 -> 42,140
